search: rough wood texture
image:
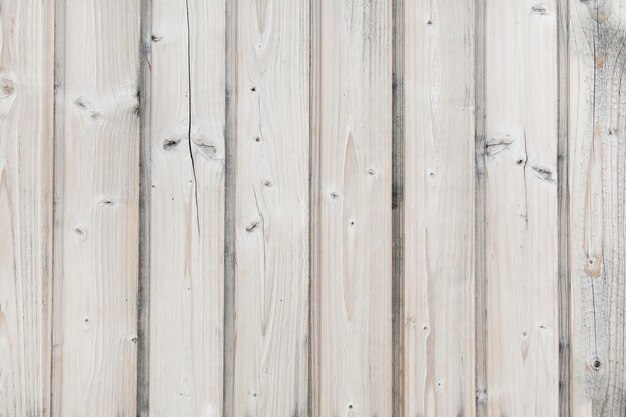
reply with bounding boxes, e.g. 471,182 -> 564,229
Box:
484,0 -> 559,415
0,1 -> 53,416
402,1 -> 476,416
232,0 -> 309,416
8,2 -> 626,417
146,1 -> 225,416
52,0 -> 141,415
569,1 -> 626,415
313,0 -> 393,415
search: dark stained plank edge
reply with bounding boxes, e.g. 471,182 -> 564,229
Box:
392,0 -> 404,414
474,0 -> 488,415
223,0 -> 237,413
308,0 -> 319,414
557,0 -> 571,416
137,0 -> 152,415
51,0 -> 66,414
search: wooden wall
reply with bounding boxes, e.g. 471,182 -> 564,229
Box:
1,0 -> 626,416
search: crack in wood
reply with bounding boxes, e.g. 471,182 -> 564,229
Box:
185,0 -> 200,232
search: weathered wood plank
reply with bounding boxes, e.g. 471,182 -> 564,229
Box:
0,1 -> 53,416
484,0 -> 559,415
312,0 -> 393,415
52,0 -> 141,415
569,1 -> 626,416
232,0 -> 309,416
402,2 -> 476,416
146,0 -> 225,416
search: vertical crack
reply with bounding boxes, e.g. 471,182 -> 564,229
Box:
252,185 -> 267,274
522,129 -> 529,228
185,0 -> 200,232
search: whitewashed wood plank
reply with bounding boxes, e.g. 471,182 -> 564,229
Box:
52,0 -> 141,415
484,0 -> 559,415
232,0 -> 309,416
146,0 -> 225,416
402,2 -> 476,416
0,1 -> 53,416
569,1 -> 626,416
313,0 -> 393,415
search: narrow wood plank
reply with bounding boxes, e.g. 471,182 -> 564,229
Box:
313,0 -> 393,415
569,1 -> 626,415
0,1 -> 53,416
147,0 -> 225,416
52,0 -> 141,415
402,1 -> 476,416
484,0 -> 559,415
232,0 -> 309,415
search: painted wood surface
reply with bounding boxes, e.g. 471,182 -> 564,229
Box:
146,0 -> 225,416
52,0 -> 141,415
483,0 -> 560,415
569,1 -> 626,416
0,1 -> 53,416
5,1 -> 626,417
312,0 -> 393,416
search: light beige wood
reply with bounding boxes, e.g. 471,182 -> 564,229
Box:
312,0 -> 393,415
52,0 -> 141,415
403,2 -> 476,416
569,2 -> 626,416
0,1 -> 53,416
232,0 -> 309,416
147,0 -> 225,416
484,0 -> 559,415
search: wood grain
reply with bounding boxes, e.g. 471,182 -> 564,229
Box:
569,1 -> 626,415
402,2 -> 476,416
484,0 -> 560,415
0,1 -> 53,416
52,0 -> 141,415
312,0 -> 393,415
232,0 -> 309,416
146,0 -> 225,416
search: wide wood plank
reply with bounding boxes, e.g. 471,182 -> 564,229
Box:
0,1 -> 53,416
569,1 -> 626,415
146,0 -> 225,416
52,0 -> 141,415
483,0 -> 559,415
232,0 -> 309,416
402,2 -> 476,416
312,0 -> 393,415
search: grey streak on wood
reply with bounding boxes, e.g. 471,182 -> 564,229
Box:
392,0 -> 404,414
223,0 -> 237,413
137,0 -> 152,415
558,0 -> 571,416
475,0 -> 488,415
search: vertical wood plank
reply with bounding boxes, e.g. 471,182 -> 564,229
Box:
146,0 -> 225,415
52,0 -> 141,415
0,1 -> 53,416
312,0 -> 393,415
232,0 -> 309,416
484,0 -> 559,415
402,1 -> 476,416
570,1 -> 626,416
